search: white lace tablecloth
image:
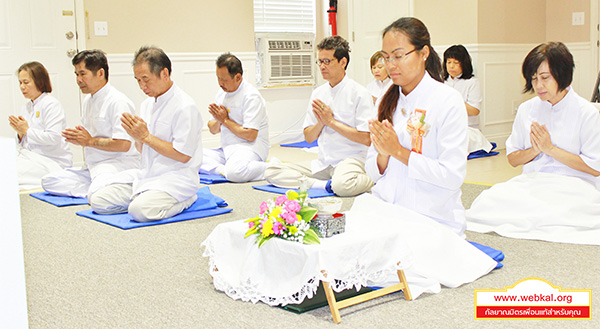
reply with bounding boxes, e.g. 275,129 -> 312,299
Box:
202,193 -> 496,306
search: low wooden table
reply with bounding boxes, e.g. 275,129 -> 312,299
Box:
322,267 -> 412,323
203,218 -> 415,324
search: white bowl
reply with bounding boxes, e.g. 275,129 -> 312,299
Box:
308,197 -> 343,215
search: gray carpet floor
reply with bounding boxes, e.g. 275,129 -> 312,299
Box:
20,182 -> 599,328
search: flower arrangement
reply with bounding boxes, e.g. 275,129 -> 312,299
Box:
406,109 -> 430,154
244,190 -> 320,247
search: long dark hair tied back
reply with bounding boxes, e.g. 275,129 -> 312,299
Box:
378,17 -> 442,124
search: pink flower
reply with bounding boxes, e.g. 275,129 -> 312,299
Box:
248,222 -> 255,229
281,211 -> 298,225
284,200 -> 301,213
275,195 -> 287,206
259,201 -> 268,214
273,222 -> 284,235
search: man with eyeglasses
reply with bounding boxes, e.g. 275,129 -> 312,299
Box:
265,35 -> 374,196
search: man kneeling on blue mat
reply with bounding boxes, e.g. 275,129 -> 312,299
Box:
88,46 -> 204,222
264,36 -> 374,196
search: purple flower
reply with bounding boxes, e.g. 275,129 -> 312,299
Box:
259,201 -> 268,214
273,222 -> 284,235
275,195 -> 287,206
284,200 -> 301,213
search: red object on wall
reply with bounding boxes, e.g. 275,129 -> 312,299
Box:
328,0 -> 337,36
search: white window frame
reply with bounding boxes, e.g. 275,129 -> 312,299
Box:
253,0 -> 316,34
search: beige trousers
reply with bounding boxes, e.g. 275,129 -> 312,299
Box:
89,183 -> 197,222
264,158 -> 373,197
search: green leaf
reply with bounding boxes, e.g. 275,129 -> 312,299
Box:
257,235 -> 274,248
299,207 -> 318,222
244,216 -> 259,223
244,226 -> 260,238
302,228 -> 320,245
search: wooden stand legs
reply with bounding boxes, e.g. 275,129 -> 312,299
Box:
322,269 -> 412,324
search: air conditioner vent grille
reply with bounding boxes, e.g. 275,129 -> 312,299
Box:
270,54 -> 312,79
268,40 -> 301,50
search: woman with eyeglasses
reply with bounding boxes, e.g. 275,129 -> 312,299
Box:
366,51 -> 392,104
8,61 -> 72,189
345,18 -> 495,298
365,17 -> 469,237
467,42 -> 600,245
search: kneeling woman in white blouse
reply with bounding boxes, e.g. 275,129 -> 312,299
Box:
467,42 -> 600,245
9,62 -> 72,189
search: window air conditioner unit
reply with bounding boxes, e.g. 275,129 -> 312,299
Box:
255,32 -> 315,88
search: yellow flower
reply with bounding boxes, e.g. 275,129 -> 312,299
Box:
262,219 -> 274,237
286,190 -> 299,200
288,225 -> 298,235
270,207 -> 282,219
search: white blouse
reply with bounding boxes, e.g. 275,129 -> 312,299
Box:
506,87 -> 600,186
18,93 -> 72,168
366,73 -> 468,236
445,75 -> 482,128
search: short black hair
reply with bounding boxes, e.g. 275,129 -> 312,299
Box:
132,46 -> 172,77
72,49 -> 109,80
317,36 -> 350,70
443,45 -> 474,80
522,42 -> 574,93
216,53 -> 243,78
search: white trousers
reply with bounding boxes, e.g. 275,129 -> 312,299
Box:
264,157 -> 373,197
41,160 -> 125,198
199,147 -> 266,183
88,183 -> 197,222
17,148 -> 63,190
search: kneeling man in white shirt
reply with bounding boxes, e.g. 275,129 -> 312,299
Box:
89,46 -> 203,222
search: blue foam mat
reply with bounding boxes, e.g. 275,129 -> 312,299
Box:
280,140 -> 318,148
468,150 -> 499,159
77,207 -> 232,229
469,241 -> 505,269
199,173 -> 230,185
30,192 -> 88,207
252,184 -> 335,198
76,186 -> 231,229
468,142 -> 499,160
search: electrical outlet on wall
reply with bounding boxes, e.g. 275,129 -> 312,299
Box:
572,12 -> 584,26
94,21 -> 108,36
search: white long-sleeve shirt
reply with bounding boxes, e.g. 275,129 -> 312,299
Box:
366,73 -> 468,236
214,79 -> 269,160
445,75 -> 482,128
366,78 -> 393,100
304,75 -> 374,173
18,93 -> 72,168
132,84 -> 203,202
506,87 -> 600,186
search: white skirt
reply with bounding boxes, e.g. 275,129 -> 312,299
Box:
201,193 -> 496,306
468,127 -> 493,153
466,172 -> 600,245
